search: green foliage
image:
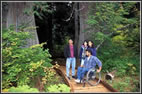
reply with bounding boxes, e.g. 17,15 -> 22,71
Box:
112,76 -> 140,92
53,36 -> 71,57
2,26 -> 52,89
113,81 -> 129,92
87,2 -> 140,53
8,85 -> 39,93
97,41 -> 140,77
105,75 -> 140,92
41,66 -> 58,86
46,84 -> 70,93
91,32 -> 111,46
24,2 -> 53,20
87,2 -> 140,77
131,79 -> 140,92
87,2 -> 124,32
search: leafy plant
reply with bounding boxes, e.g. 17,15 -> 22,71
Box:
24,2 -> 53,20
113,81 -> 129,92
87,2 -> 140,52
2,26 -> 52,89
46,84 -> 70,93
131,79 -> 140,92
8,85 -> 39,93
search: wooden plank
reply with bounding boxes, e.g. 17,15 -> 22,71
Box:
74,89 -> 111,93
75,86 -> 104,89
55,66 -> 118,93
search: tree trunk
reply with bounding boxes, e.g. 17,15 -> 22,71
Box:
74,2 -> 79,57
78,3 -> 90,53
74,2 -> 91,56
2,2 -> 39,47
75,2 -> 99,53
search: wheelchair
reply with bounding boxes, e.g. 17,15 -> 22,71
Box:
81,68 -> 101,87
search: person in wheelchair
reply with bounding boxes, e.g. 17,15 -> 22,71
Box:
75,49 -> 102,83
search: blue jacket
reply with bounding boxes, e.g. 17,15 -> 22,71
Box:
79,45 -> 88,60
84,56 -> 102,69
87,47 -> 97,56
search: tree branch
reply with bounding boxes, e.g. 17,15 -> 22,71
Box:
96,40 -> 104,51
63,4 -> 75,22
63,3 -> 85,22
74,5 -> 85,12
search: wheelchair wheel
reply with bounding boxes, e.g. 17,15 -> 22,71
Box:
86,68 -> 101,86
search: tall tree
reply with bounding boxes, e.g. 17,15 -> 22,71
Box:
74,2 -> 79,56
75,2 -> 97,55
86,2 -> 140,51
2,2 -> 39,47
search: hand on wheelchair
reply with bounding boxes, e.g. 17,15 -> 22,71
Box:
96,69 -> 101,73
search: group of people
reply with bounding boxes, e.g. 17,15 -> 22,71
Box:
64,39 -> 102,83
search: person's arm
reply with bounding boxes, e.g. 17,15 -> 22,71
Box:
95,57 -> 102,73
94,48 -> 97,56
64,45 -> 67,58
91,48 -> 96,56
79,47 -> 83,59
97,66 -> 102,73
73,45 -> 77,58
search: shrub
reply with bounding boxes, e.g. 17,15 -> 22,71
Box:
8,85 -> 39,93
41,64 -> 60,85
131,79 -> 140,92
113,81 -> 129,92
46,84 -> 70,93
2,26 -> 52,89
96,39 -> 140,77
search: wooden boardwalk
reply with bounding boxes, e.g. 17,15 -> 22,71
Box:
55,66 -> 118,93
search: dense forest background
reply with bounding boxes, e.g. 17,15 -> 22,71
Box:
2,1 -> 140,92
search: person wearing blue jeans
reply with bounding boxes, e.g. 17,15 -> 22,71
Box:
79,40 -> 88,66
75,49 -> 102,83
64,39 -> 77,80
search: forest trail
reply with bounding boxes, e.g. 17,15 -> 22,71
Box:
55,66 -> 118,93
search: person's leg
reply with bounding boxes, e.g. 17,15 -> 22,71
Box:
72,57 -> 76,76
80,68 -> 89,80
77,67 -> 83,80
66,58 -> 71,77
81,59 -> 85,66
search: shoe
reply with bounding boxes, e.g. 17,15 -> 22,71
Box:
75,79 -> 80,83
72,76 -> 77,79
75,79 -> 82,83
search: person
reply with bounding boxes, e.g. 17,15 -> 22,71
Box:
75,49 -> 102,83
79,40 -> 88,66
64,39 -> 77,80
87,40 -> 97,56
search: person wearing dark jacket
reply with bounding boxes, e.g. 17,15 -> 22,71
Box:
79,40 -> 88,66
87,40 -> 96,56
64,39 -> 77,80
